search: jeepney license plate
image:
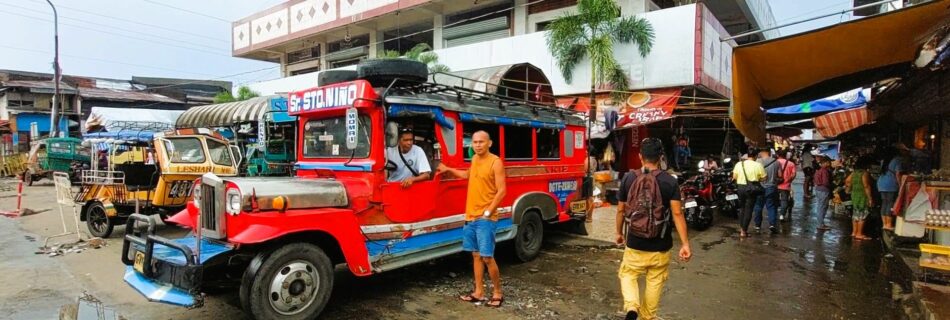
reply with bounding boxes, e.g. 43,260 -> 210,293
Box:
725,194 -> 739,201
684,201 -> 698,209
570,200 -> 588,213
133,251 -> 145,274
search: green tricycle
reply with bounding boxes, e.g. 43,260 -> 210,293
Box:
23,137 -> 91,186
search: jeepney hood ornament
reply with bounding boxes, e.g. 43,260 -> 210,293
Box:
226,177 -> 349,211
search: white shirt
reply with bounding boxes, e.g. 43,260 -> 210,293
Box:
385,145 -> 431,182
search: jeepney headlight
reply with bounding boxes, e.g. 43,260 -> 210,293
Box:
192,181 -> 202,208
226,188 -> 242,216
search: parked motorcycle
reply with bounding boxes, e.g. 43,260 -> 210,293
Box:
710,160 -> 740,218
681,167 -> 714,231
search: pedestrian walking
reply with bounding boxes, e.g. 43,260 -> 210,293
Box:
813,157 -> 834,231
438,131 -> 507,308
802,144 -> 816,198
846,157 -> 874,240
615,137 -> 691,320
733,148 -> 766,238
753,149 -> 782,234
877,148 -> 903,231
776,150 -> 797,222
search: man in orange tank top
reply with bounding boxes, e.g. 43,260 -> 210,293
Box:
437,130 -> 507,308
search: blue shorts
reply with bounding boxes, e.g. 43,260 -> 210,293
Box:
462,219 -> 497,257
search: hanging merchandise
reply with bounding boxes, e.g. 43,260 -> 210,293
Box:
603,144 -> 616,164
604,108 -> 619,131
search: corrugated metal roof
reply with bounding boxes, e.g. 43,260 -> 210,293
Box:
1,80 -> 78,93
175,95 -> 278,128
79,87 -> 182,104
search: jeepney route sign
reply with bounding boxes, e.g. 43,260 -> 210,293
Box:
289,84 -> 358,114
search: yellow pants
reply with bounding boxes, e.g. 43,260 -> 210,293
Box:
618,248 -> 671,320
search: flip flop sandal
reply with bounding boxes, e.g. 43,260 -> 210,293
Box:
459,294 -> 486,303
486,297 -> 504,308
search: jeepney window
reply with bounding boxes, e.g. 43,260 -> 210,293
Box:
302,115 -> 371,158
564,129 -> 575,157
440,117 -> 457,156
504,126 -> 533,160
206,139 -> 234,166
163,138 -> 206,163
462,123 -> 499,161
537,128 -> 560,160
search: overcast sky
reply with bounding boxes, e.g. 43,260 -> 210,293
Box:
0,0 -> 859,87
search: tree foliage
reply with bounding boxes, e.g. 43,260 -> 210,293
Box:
545,0 -> 654,97
383,43 -> 450,73
213,86 -> 260,104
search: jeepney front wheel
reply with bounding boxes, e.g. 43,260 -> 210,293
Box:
85,202 -> 114,238
242,243 -> 334,320
514,210 -> 544,262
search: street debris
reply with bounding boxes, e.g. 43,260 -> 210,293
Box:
59,292 -> 125,320
36,238 -> 107,257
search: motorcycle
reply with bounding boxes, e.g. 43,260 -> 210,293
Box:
680,168 -> 714,231
711,159 -> 740,218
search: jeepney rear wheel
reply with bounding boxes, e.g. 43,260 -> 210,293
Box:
243,243 -> 333,320
85,202 -> 114,238
514,210 -> 544,262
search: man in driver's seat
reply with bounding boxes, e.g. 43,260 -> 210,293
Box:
386,128 -> 431,188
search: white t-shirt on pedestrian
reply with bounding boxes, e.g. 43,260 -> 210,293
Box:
385,145 -> 431,182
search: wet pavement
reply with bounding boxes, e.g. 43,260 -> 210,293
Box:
0,177 -> 911,319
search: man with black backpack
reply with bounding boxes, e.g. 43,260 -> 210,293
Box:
615,138 -> 691,320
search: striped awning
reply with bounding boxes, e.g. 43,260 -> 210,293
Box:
175,95 -> 278,128
813,106 -> 873,138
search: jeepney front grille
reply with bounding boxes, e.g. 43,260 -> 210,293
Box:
200,182 -> 225,239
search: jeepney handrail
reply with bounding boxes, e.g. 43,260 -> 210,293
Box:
81,169 -> 125,185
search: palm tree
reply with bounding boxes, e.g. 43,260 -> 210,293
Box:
382,43 -> 450,73
545,0 -> 654,178
546,0 -> 654,101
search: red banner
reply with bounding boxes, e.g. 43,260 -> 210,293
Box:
617,88 -> 682,128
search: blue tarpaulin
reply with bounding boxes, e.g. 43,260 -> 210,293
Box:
766,89 -> 868,122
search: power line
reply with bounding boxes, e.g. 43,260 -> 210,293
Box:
35,0 -> 229,44
141,0 -> 231,23
0,9 -> 230,57
1,1 -> 227,52
0,44 -> 220,77
144,66 -> 281,89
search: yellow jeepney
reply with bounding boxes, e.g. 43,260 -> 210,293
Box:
77,128 -> 240,237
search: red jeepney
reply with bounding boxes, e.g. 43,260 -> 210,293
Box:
120,60 -> 589,319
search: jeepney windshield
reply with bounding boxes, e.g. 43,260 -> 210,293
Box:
302,115 -> 371,158
163,137 -> 206,163
206,139 -> 234,166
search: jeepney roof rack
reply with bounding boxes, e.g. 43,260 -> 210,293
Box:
107,121 -> 175,132
380,72 -> 584,118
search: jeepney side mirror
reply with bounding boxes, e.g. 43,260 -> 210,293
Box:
385,121 -> 398,148
230,145 -> 243,166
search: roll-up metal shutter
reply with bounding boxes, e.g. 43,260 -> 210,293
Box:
327,46 -> 369,62
443,16 -> 510,48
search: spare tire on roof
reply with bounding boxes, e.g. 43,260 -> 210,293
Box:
317,70 -> 359,86
357,59 -> 428,87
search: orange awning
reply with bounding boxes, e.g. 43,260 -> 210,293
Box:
813,106 -> 873,138
731,0 -> 950,144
